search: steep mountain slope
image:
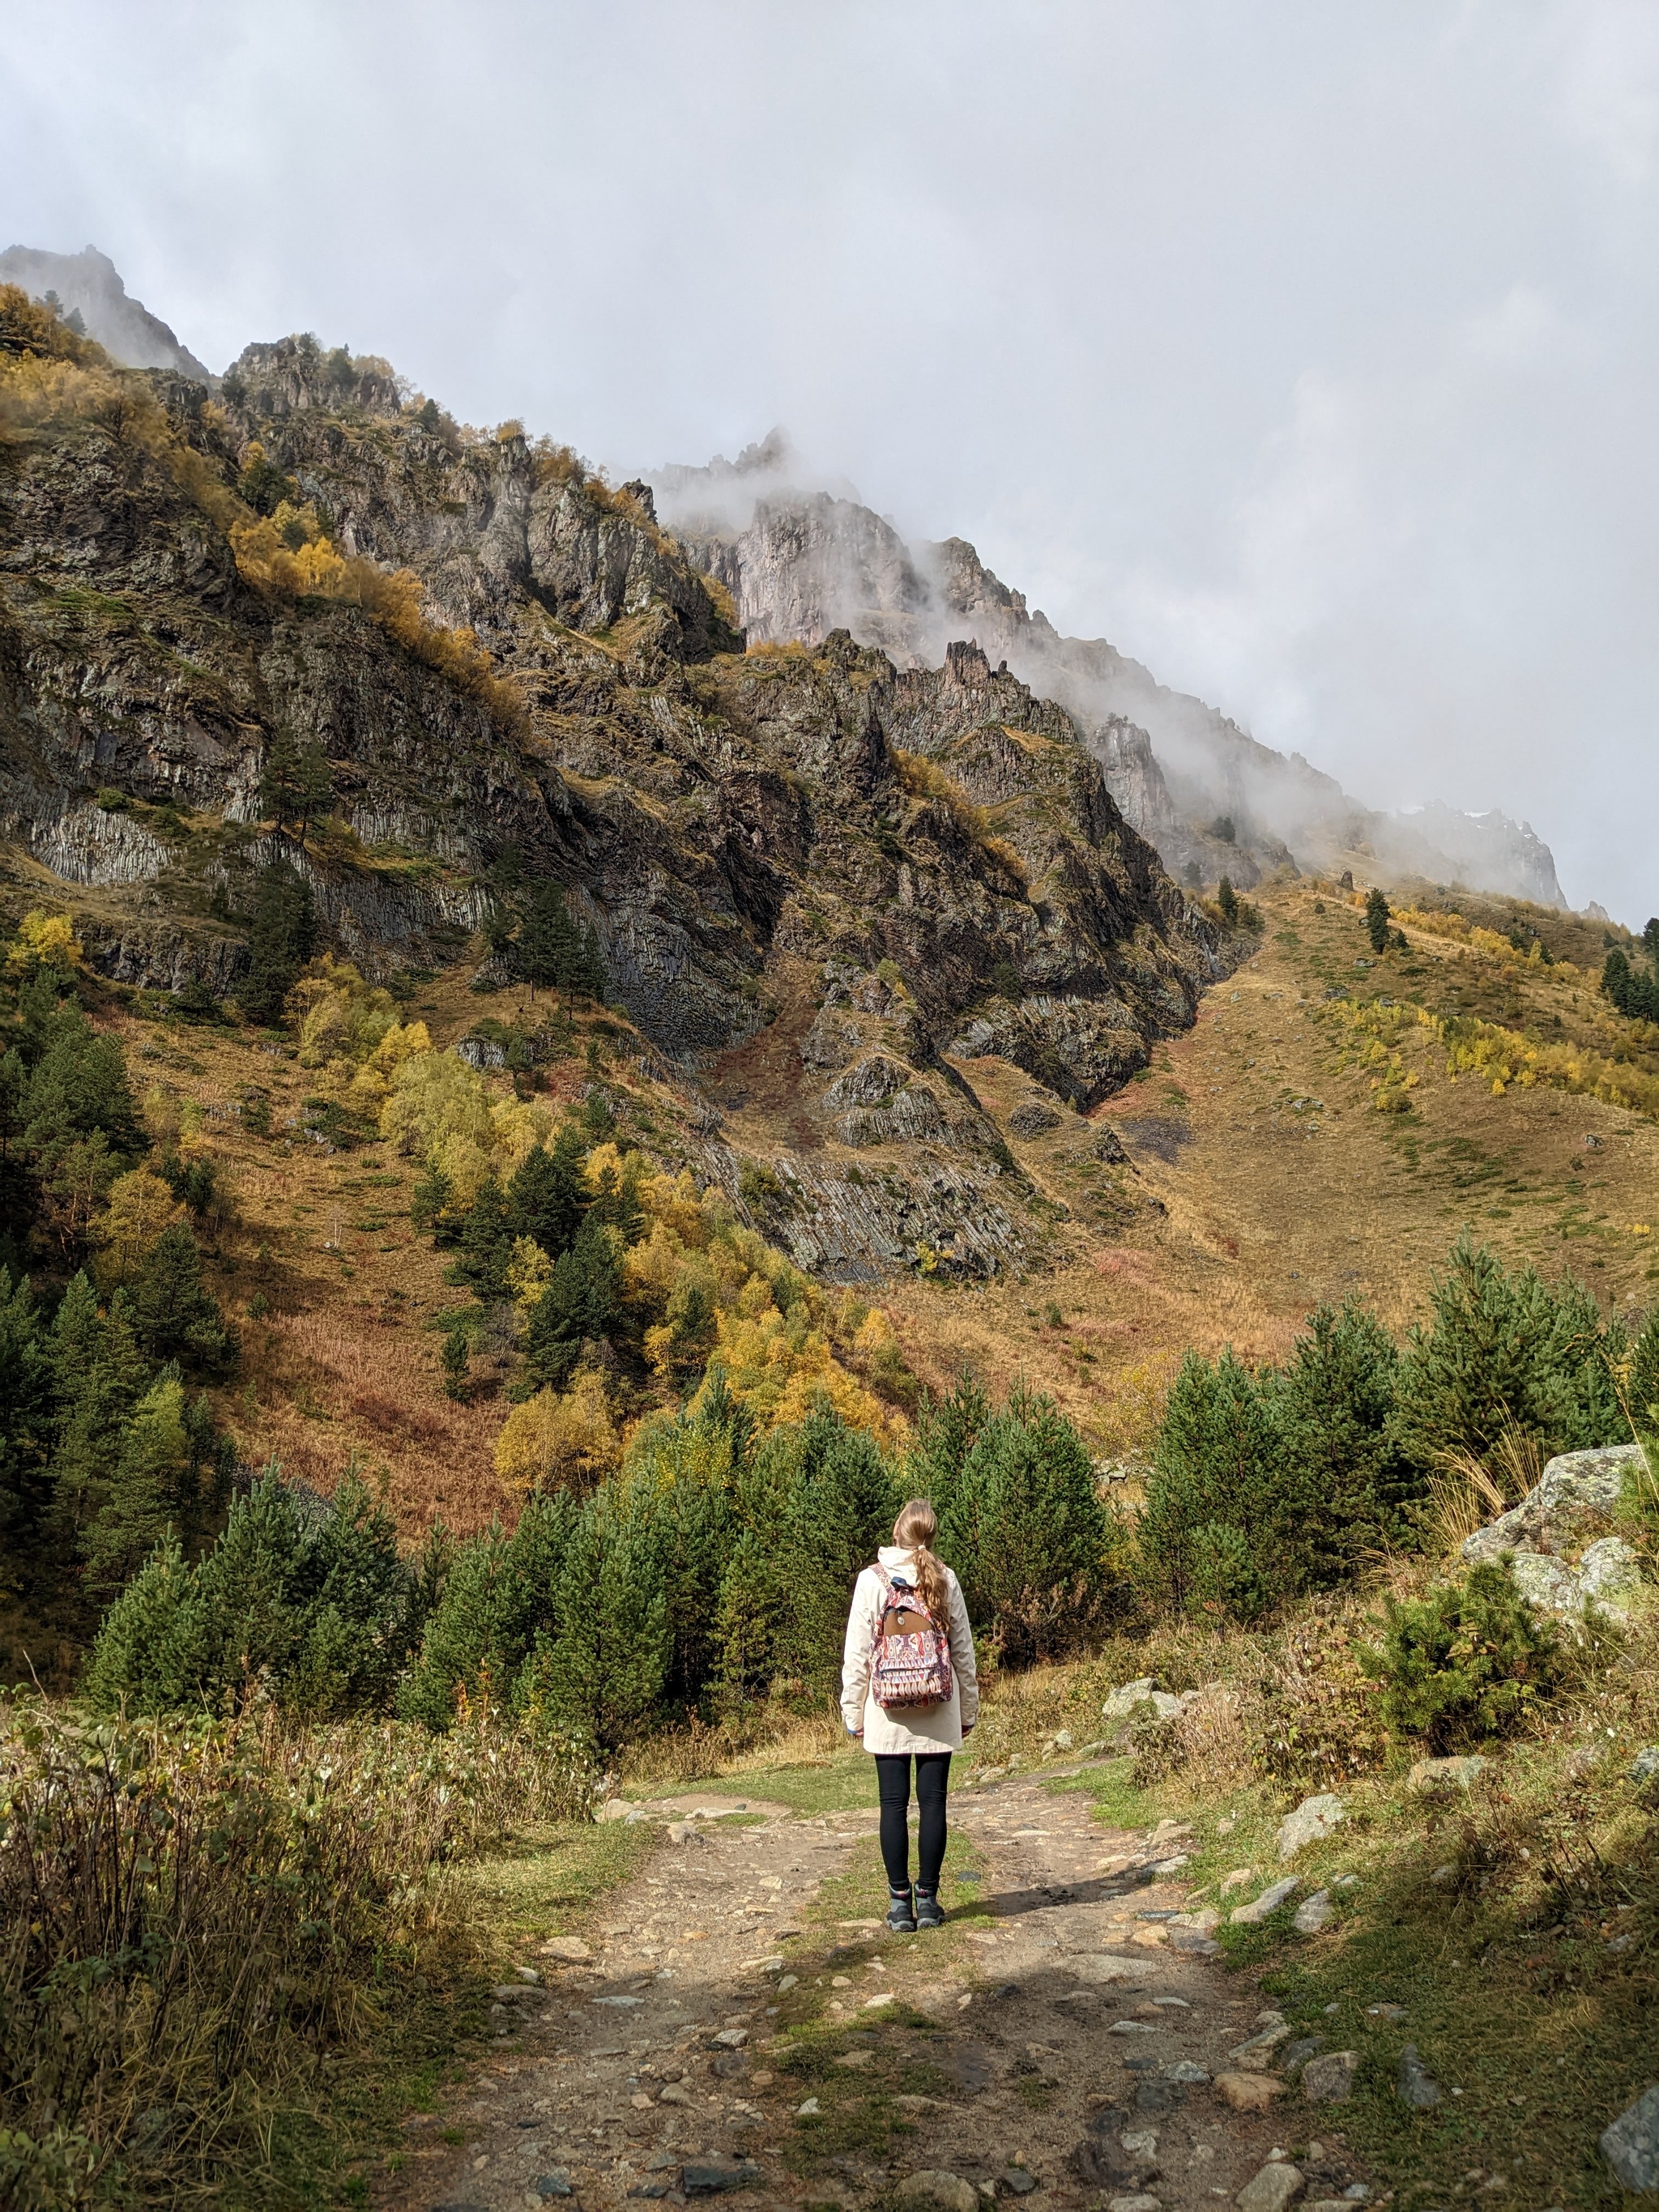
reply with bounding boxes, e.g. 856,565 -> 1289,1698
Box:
0,300 -> 1224,1277
656,433 -> 1565,907
0,244 -> 213,380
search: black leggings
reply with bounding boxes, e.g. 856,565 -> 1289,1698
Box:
874,1752 -> 952,1894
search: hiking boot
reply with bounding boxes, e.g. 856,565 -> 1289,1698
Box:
914,1888 -> 945,1929
886,1886 -> 917,1933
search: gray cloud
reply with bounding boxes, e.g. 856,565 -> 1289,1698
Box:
4,0 -> 1655,914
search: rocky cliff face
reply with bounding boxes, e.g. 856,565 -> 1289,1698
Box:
654,437 -> 1566,908
0,303 -> 1222,1276
0,245 -> 214,381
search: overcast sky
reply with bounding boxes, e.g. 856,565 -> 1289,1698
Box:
6,1 -> 1655,917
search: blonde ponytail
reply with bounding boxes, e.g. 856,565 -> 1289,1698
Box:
893,1497 -> 950,1624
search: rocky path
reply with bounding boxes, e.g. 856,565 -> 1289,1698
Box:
385,1771 -> 1375,2212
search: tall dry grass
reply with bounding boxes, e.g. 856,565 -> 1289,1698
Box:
0,1697 -> 595,2209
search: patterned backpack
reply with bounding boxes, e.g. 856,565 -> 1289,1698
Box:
869,1564 -> 953,1711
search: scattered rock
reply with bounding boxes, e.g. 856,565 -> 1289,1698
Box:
1229,2024 -> 1293,2065
1107,2020 -> 1159,2035
1231,1877 -> 1300,1925
667,1821 -> 708,1846
1218,1869 -> 1256,1895
1167,1929 -> 1222,1957
532,2175 -> 574,2199
1407,1756 -> 1488,1796
1631,1746 -> 1659,1792
1397,2044 -> 1442,2109
1302,2052 -> 1359,2103
1163,2060 -> 1211,2084
1102,1678 -> 1157,1723
1601,2083 -> 1659,2192
1294,1890 -> 1334,1934
1105,2198 -> 1162,2212
1171,1907 -> 1220,1935
489,1983 -> 536,2003
1215,2072 -> 1285,2112
1009,1097 -> 1063,1138
1000,2169 -> 1039,2196
658,2083 -> 694,2106
598,1801 -> 634,1822
1277,1795 -> 1345,1861
711,2028 -> 749,2048
1236,2163 -> 1304,2212
900,2172 -> 980,2212
1366,2003 -> 1406,2022
682,2162 -> 761,2195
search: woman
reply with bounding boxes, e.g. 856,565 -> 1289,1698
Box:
840,1497 -> 979,1932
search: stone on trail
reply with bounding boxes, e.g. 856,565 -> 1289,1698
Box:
1232,1877 -> 1300,1925
1294,1890 -> 1335,1933
1163,2060 -> 1211,2084
1277,1793 -> 1345,1860
1601,2083 -> 1659,2192
539,1935 -> 592,1961
531,2180 -> 574,2201
681,2160 -> 761,2195
899,2172 -> 980,2212
1397,2044 -> 1442,2109
1000,2168 -> 1039,2195
1236,2164 -> 1305,2212
598,1799 -> 633,1822
1229,2023 -> 1292,2064
1215,2072 -> 1284,2112
1302,2051 -> 1359,2103
1105,2197 -> 1162,2212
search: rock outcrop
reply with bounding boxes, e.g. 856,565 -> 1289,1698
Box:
654,436 -> 1565,905
1461,1444 -> 1648,1620
0,295 -> 1222,1277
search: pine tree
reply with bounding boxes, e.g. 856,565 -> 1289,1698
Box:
538,1486 -> 670,1750
133,1221 -> 233,1372
258,731 -> 332,839
0,1269 -> 53,1545
240,859 -> 318,1025
399,1490 -> 581,1728
1392,1234 -> 1623,1468
774,1413 -> 899,1688
907,1372 -> 990,1529
940,1383 -> 1110,1658
80,1372 -> 192,1596
1137,1349 -> 1284,1616
23,1012 -> 142,1169
1269,1299 -> 1420,1578
1629,1310 -> 1659,1434
454,1173 -> 516,1301
1216,876 -> 1239,928
48,1281 -> 150,1552
522,1219 -> 619,1387
1365,887 -> 1391,954
507,1129 -> 591,1255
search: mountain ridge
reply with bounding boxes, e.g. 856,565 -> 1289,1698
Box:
654,432 -> 1565,910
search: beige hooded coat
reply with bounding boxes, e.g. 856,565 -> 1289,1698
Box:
839,1545 -> 980,1755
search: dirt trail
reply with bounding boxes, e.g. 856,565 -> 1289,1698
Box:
386,1771 -> 1373,2212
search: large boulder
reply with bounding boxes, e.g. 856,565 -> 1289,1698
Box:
1461,1444 -> 1648,1621
1277,1793 -> 1345,1861
1462,1444 -> 1643,1565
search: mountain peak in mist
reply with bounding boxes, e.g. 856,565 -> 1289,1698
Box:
0,243 -> 212,380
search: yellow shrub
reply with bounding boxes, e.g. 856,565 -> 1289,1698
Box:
495,1372 -> 619,1494
6,910 -> 81,970
693,1306 -> 906,1451
505,1235 -> 553,1320
381,1051 -> 493,1163
292,958 -> 401,1068
93,1169 -> 181,1287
